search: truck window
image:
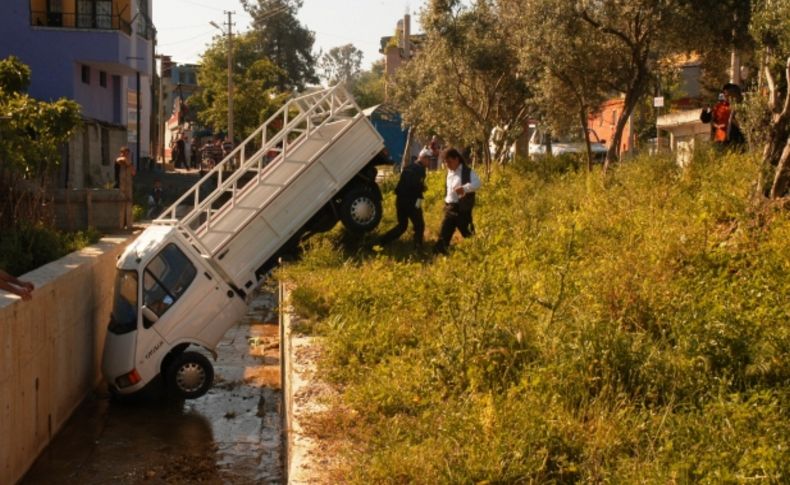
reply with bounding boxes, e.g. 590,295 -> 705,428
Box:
109,270 -> 138,334
142,243 -> 197,328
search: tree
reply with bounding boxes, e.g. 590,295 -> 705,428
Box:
241,0 -> 318,91
351,60 -> 386,109
674,0 -> 753,96
0,56 -> 81,229
192,32 -> 289,142
572,0 -> 693,170
391,0 -> 533,172
318,44 -> 364,86
750,0 -> 790,198
503,0 -> 610,171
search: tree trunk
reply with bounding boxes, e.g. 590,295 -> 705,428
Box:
481,127 -> 493,177
770,136 -> 790,198
761,57 -> 790,198
401,127 -> 414,169
604,93 -> 640,173
579,107 -> 593,172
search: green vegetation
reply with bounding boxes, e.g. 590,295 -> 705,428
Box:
0,225 -> 101,276
0,56 -> 91,276
283,152 -> 790,483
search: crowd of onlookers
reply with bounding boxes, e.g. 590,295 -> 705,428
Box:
169,133 -> 234,172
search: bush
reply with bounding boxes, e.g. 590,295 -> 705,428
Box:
283,151 -> 790,482
0,225 -> 101,275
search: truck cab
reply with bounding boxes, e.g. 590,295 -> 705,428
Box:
103,226 -> 249,397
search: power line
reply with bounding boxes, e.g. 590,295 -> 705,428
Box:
173,0 -> 223,11
159,29 -> 217,46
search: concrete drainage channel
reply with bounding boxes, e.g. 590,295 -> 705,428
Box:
22,287 -> 286,484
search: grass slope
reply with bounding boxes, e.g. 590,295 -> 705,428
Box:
283,151 -> 790,484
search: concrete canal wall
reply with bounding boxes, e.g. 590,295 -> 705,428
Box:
0,234 -> 134,485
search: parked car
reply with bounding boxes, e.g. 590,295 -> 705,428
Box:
529,126 -> 608,162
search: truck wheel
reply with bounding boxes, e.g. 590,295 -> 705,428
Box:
340,186 -> 382,232
166,351 -> 214,399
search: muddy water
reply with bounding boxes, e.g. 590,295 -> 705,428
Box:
22,289 -> 283,485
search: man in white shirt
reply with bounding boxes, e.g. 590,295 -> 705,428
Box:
434,147 -> 481,254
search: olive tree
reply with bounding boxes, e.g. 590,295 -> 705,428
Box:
390,0 -> 533,172
0,56 -> 81,229
750,0 -> 790,198
503,0 -> 610,171
318,44 -> 364,86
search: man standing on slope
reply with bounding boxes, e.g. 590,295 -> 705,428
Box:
378,147 -> 431,248
434,147 -> 481,254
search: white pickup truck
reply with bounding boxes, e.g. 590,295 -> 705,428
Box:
102,85 -> 387,398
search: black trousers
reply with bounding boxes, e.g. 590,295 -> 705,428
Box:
435,203 -> 474,253
380,198 -> 425,246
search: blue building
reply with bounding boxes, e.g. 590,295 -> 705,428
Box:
1,0 -> 154,189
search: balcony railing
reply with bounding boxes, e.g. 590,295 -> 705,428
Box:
31,11 -> 133,36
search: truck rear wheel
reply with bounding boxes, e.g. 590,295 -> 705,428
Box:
166,351 -> 214,399
340,186 -> 382,233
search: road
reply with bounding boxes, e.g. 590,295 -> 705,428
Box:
22,288 -> 283,485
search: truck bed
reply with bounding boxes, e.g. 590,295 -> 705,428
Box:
204,117 -> 383,289
155,85 -> 385,292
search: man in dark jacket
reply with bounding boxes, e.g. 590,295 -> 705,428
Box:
378,148 -> 431,247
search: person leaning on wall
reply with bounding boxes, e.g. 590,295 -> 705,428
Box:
0,269 -> 34,301
115,146 -> 136,230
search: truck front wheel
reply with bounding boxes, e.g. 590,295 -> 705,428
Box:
166,351 -> 214,399
340,186 -> 382,233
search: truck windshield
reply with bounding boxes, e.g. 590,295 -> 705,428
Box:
142,243 -> 197,328
108,270 -> 138,334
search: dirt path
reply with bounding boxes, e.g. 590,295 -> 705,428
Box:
21,289 -> 282,485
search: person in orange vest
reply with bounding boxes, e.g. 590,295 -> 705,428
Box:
700,83 -> 745,149
711,92 -> 731,144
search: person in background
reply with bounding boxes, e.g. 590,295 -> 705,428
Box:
378,147 -> 431,248
147,179 -> 164,219
174,134 -> 187,169
434,147 -> 481,254
700,83 -> 745,149
191,141 -> 200,169
429,135 -> 441,170
0,269 -> 34,301
115,146 -> 135,229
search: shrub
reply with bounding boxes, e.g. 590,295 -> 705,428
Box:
0,225 -> 101,275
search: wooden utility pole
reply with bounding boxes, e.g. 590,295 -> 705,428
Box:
225,10 -> 235,146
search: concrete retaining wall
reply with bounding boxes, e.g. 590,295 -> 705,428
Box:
54,188 -> 128,232
0,234 -> 134,484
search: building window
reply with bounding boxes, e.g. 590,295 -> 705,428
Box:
46,0 -> 63,27
81,65 -> 90,84
77,0 -> 112,29
100,71 -> 107,87
137,0 -> 151,38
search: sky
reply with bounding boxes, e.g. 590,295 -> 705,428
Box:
154,0 -> 422,71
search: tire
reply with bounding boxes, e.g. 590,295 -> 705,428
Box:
339,185 -> 382,233
165,351 -> 214,399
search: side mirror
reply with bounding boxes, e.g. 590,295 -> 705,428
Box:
141,305 -> 159,324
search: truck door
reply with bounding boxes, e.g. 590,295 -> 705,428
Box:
141,242 -> 244,348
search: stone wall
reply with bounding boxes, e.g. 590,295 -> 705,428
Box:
0,234 -> 134,484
